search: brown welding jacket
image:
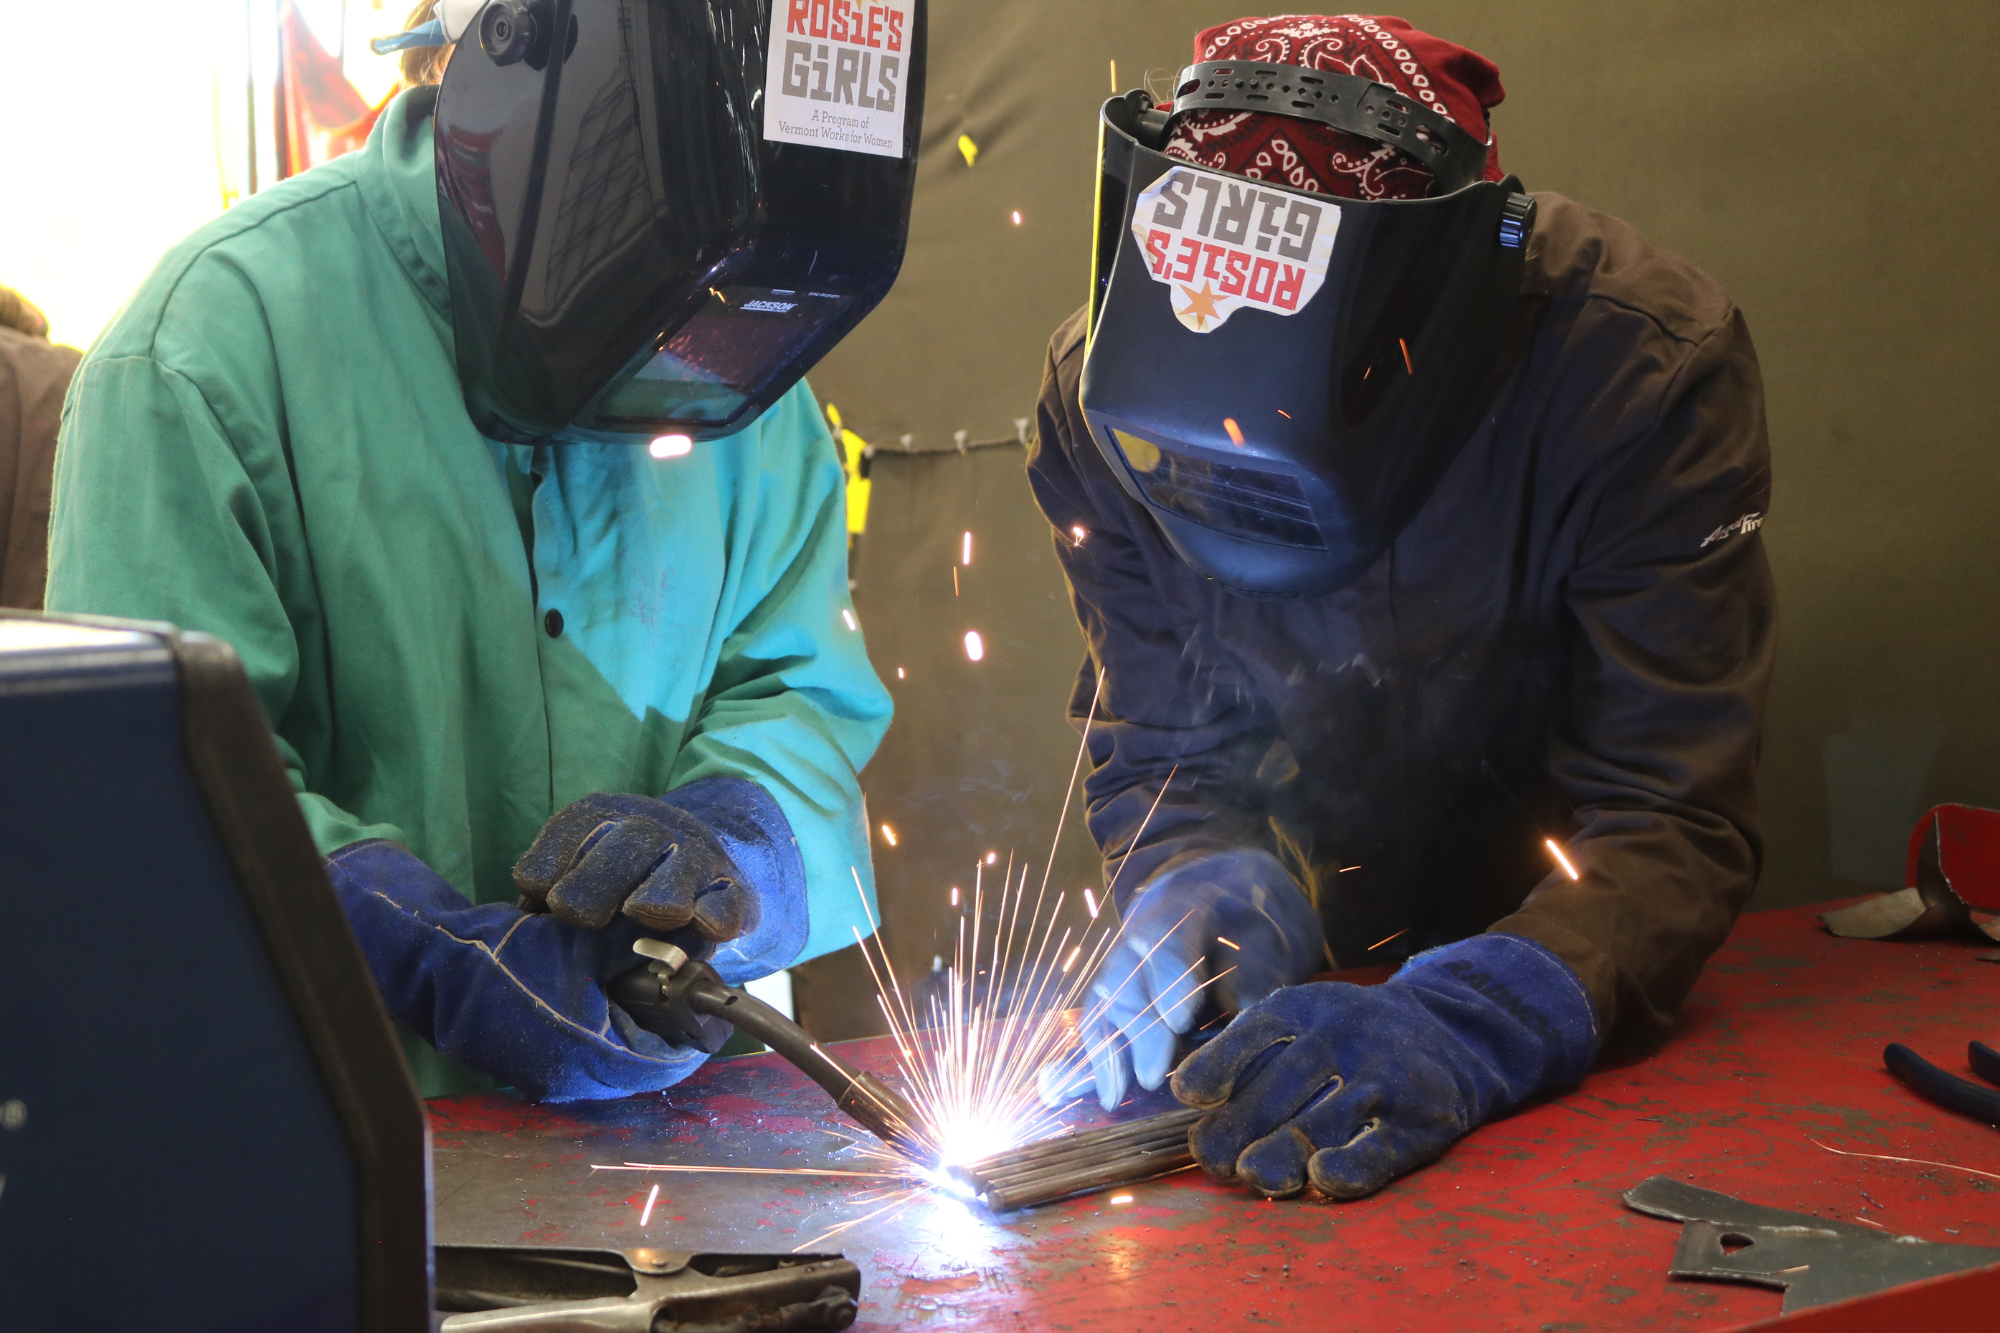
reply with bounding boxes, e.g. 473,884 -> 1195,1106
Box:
1026,193 -> 1775,1055
0,325 -> 81,610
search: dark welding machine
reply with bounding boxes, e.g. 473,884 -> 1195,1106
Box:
0,613 -> 862,1331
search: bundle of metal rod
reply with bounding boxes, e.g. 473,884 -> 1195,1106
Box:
948,1105 -> 1206,1212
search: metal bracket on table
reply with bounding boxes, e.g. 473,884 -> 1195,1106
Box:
1625,1177 -> 2000,1313
434,1243 -> 860,1332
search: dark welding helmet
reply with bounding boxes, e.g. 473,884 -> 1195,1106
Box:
435,0 -> 926,443
1079,64 -> 1536,597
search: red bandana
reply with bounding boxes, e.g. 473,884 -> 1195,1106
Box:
1164,14 -> 1507,201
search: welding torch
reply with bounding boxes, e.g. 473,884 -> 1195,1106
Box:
608,940 -> 921,1158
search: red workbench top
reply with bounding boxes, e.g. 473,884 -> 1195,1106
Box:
428,902 -> 2000,1330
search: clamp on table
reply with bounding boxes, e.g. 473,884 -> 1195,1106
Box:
435,1244 -> 860,1331
608,940 -> 922,1160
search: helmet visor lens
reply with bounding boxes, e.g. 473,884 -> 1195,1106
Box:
594,285 -> 856,427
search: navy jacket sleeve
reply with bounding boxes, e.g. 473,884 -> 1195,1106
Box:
1025,311 -> 1286,910
1494,303 -> 1774,1051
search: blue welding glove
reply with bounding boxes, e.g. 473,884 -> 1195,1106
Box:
327,839 -> 708,1102
514,777 -> 808,977
1039,849 -> 1326,1111
1171,933 -> 1599,1199
329,777 -> 809,1101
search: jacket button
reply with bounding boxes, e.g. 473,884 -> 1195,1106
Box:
544,608 -> 564,638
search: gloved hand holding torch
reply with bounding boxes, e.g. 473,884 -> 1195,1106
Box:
328,775 -> 806,1101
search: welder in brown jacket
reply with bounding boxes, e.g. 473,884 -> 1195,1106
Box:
0,286 -> 80,609
1032,15 -> 1773,1201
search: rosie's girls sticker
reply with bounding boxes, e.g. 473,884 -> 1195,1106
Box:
1131,165 -> 1340,333
764,0 -> 912,159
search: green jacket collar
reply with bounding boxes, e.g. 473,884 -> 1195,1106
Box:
356,86 -> 452,335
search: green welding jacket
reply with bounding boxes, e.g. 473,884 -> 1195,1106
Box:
45,88 -> 893,1095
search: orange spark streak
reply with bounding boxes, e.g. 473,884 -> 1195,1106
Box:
1806,1137 -> 2000,1184
595,1164 -> 904,1179
1399,338 -> 1413,374
1544,838 -> 1580,880
1223,417 -> 1245,447
639,1183 -> 659,1225
1367,928 -> 1407,952
881,824 -> 898,846
1215,935 -> 1240,950
795,1188 -> 927,1253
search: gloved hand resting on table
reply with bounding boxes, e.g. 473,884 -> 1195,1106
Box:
327,775 -> 807,1101
1171,933 -> 1599,1199
1039,848 -> 1326,1111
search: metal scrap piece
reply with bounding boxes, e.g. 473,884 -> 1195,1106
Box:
1818,886 -> 1935,940
1625,1176 -> 2000,1312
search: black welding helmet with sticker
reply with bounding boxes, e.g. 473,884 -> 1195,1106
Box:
435,0 -> 926,443
1078,64 -> 1536,597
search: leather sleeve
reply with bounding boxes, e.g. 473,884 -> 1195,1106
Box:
1493,305 -> 1775,1054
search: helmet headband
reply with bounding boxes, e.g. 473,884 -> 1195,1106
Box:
1168,59 -> 1491,195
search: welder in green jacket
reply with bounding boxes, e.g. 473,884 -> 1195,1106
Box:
45,0 -> 926,1099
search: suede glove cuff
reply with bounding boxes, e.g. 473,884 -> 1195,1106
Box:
1392,932 -> 1601,1116
1170,930 -> 1599,1199
328,840 -> 707,1102
659,775 -> 808,984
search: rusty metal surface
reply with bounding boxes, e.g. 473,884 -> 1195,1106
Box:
431,903 -> 2000,1331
